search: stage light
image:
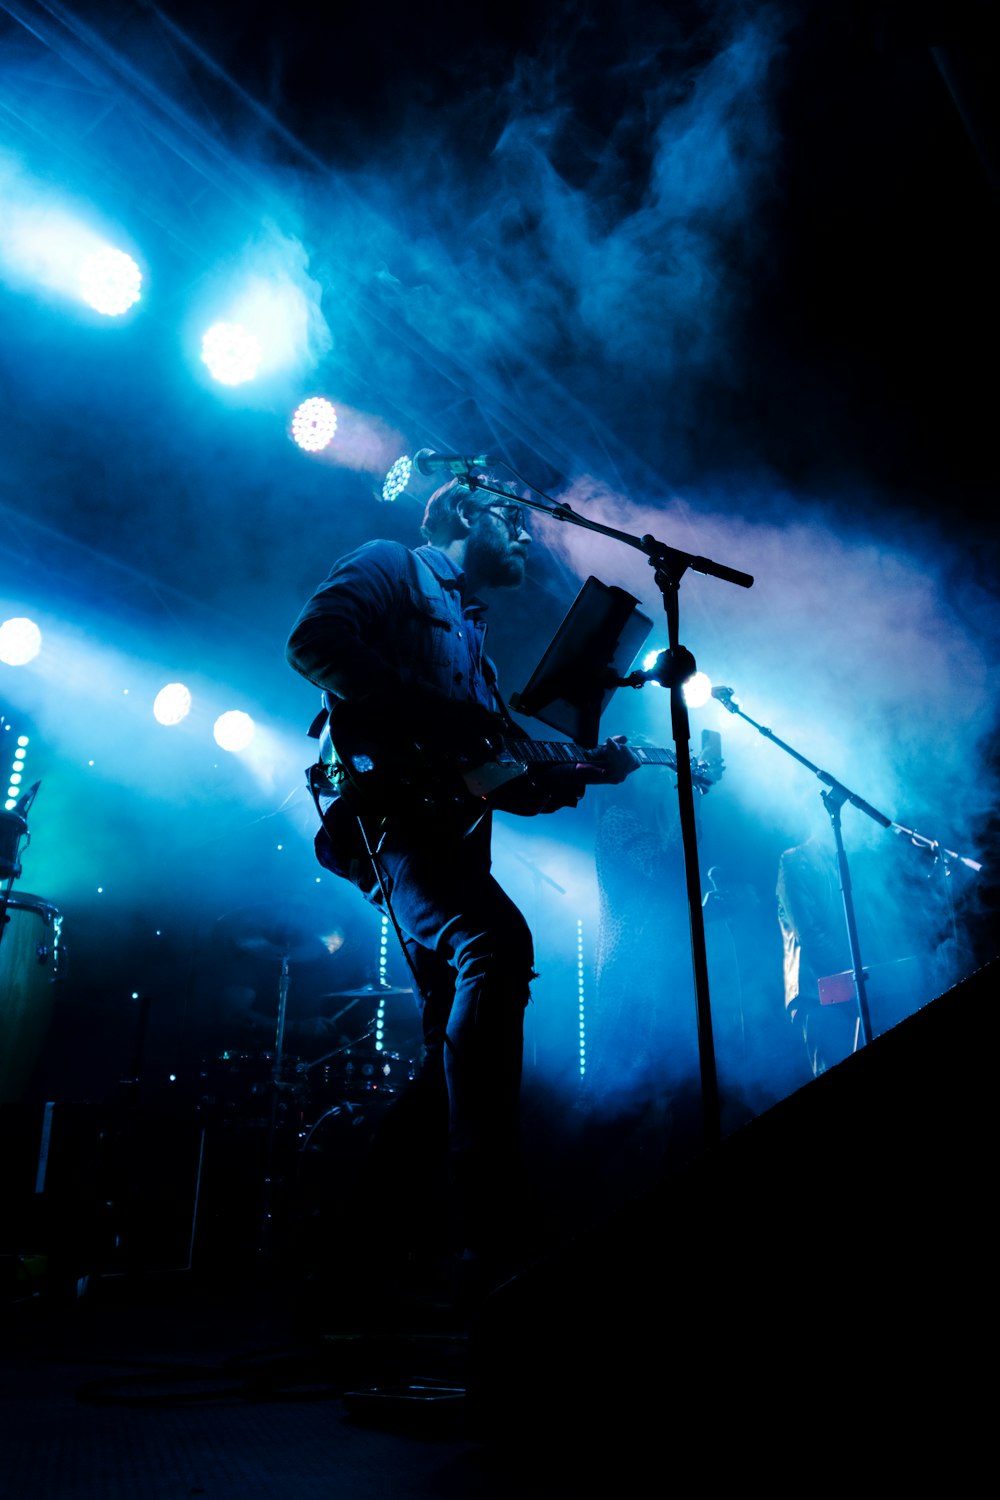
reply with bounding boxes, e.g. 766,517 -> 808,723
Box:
0,160 -> 143,314
201,322 -> 261,385
0,618 -> 42,665
4,737 -> 23,806
213,710 -> 255,752
576,918 -> 587,1078
381,456 -> 412,502
291,397 -> 338,452
79,247 -> 142,316
153,683 -> 192,726
683,671 -> 713,709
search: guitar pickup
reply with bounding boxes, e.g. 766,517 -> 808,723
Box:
462,750 -> 528,801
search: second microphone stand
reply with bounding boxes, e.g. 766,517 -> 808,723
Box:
712,688 -> 893,1047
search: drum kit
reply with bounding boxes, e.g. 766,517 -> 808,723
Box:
197,904 -> 422,1261
2,777 -> 419,1264
202,904 -> 420,1148
2,791 -> 416,1157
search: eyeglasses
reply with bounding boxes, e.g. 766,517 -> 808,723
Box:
485,502 -> 526,536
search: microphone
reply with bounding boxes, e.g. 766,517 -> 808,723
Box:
711,685 -> 739,712
412,448 -> 494,478
14,780 -> 41,818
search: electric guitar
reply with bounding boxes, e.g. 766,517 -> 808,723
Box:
317,698 -> 724,834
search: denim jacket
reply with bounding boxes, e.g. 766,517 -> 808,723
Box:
285,539 -> 500,713
286,539 -> 585,877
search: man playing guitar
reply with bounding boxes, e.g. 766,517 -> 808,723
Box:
286,474 -> 640,1313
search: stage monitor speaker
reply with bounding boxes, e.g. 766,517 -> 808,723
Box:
469,961 -> 998,1478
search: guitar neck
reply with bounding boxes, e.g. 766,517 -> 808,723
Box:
509,738 -> 679,772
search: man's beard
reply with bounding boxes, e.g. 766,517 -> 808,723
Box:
465,523 -> 525,588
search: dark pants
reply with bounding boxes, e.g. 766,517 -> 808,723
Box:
319,805 -> 535,1261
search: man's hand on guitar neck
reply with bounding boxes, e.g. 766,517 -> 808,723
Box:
573,734 -> 642,785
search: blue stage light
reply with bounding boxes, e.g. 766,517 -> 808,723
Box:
201,322 -> 261,385
683,671 -> 713,709
79,247 -> 142,316
382,455 -> 412,502
153,683 -> 192,726
213,710 -> 255,752
291,397 -> 338,452
4,732 -> 26,810
0,617 -> 42,665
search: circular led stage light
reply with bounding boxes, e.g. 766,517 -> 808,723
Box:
201,322 -> 261,386
382,455 -> 412,502
79,247 -> 142,316
153,683 -> 192,726
213,710 -> 255,752
291,397 -> 338,452
0,618 -> 42,666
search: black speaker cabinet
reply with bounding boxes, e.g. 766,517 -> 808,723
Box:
469,962 -> 997,1479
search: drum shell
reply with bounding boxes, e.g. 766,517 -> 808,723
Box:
0,810 -> 27,881
308,1048 -> 415,1113
0,891 -> 62,1106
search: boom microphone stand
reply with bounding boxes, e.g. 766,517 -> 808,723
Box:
711,686 -> 893,1048
712,686 -> 985,1046
466,473 -> 754,1149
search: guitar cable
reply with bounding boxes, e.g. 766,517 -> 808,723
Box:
306,763 -> 451,1055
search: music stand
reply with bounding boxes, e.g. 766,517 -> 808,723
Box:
510,576 -> 653,747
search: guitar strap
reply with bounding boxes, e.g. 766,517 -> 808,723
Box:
306,762 -> 435,1018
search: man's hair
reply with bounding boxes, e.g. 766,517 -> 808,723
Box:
420,477 -> 486,543
420,475 -> 520,543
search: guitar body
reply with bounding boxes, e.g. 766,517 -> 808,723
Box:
321,698 -> 515,833
320,696 -> 721,836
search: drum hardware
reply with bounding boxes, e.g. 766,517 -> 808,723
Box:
293,977 -> 420,1138
206,904 -> 326,1252
298,1098 -> 368,1153
198,1049 -> 307,1124
297,1027 -> 377,1075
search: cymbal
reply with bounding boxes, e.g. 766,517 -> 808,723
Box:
323,984 -> 414,999
217,903 -> 330,964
